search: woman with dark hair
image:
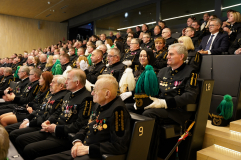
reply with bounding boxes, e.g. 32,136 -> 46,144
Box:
0,71 -> 53,126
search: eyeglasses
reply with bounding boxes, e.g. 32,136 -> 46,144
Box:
130,43 -> 138,45
107,55 -> 117,58
209,25 -> 218,27
29,74 -> 34,76
162,32 -> 168,34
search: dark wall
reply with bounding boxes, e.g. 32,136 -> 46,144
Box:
68,0 -> 154,28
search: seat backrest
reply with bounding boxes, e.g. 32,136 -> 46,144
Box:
126,112 -> 155,160
199,55 -> 241,120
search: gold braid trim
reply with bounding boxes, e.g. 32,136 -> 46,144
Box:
134,94 -> 149,99
115,111 -> 118,131
190,73 -> 194,86
55,99 -> 63,109
83,101 -> 88,116
121,110 -> 124,131
212,114 -> 224,119
8,79 -> 12,85
194,53 -> 198,62
87,101 -> 92,116
194,73 -> 197,86
33,85 -> 39,94
99,67 -> 105,74
163,52 -> 168,60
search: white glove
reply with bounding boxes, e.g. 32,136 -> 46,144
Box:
144,97 -> 167,110
120,92 -> 132,101
133,103 -> 137,110
79,60 -> 89,71
122,60 -> 132,66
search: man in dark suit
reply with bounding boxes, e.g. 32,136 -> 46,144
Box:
197,18 -> 229,55
162,28 -> 178,48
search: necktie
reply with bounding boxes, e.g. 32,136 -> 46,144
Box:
205,35 -> 214,51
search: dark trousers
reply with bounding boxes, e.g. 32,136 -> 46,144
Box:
36,150 -> 102,160
15,131 -> 72,160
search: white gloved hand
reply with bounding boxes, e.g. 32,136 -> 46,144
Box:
120,92 -> 132,101
144,97 -> 167,110
79,60 -> 89,71
133,103 -> 137,110
122,60 -> 132,67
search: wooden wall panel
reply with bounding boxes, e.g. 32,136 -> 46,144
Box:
0,14 -> 67,58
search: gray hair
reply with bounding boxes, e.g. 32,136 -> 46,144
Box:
31,68 -> 42,78
210,18 -> 222,26
28,56 -> 34,60
143,33 -> 151,38
109,48 -> 121,58
132,38 -> 142,45
96,40 -> 103,47
69,69 -> 86,86
4,67 -> 12,74
21,66 -> 30,75
168,43 -> 188,61
53,54 -> 60,60
99,44 -> 107,51
54,75 -> 66,88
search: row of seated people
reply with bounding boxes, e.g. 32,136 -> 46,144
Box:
0,42 -> 198,160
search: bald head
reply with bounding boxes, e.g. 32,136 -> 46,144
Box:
92,75 -> 118,105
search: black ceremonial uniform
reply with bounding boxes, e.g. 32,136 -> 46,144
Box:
185,50 -> 202,72
12,62 -> 21,73
15,87 -> 93,160
13,78 -> 30,97
27,63 -> 35,67
152,33 -> 162,40
0,79 -> 40,115
227,22 -> 241,44
102,52 -> 108,64
165,37 -> 178,48
124,44 -> 130,54
85,61 -> 106,84
43,65 -> 53,72
102,61 -> 126,82
36,97 -> 131,160
123,49 -> 141,70
37,62 -> 46,71
61,62 -> 71,72
70,54 -> 78,68
228,33 -> 241,54
140,41 -> 155,50
0,75 -> 13,90
7,90 -> 67,145
134,31 -> 141,38
191,36 -> 199,49
153,49 -> 168,70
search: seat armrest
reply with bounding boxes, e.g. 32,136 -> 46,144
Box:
185,104 -> 197,112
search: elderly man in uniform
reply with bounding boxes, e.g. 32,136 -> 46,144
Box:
98,44 -> 108,64
140,33 -> 155,50
36,74 -> 131,160
124,43 -> 199,159
162,28 -> 178,48
26,56 -> 35,67
122,38 -> 141,70
102,48 -> 126,82
60,53 -> 71,72
37,54 -> 47,71
69,47 -> 78,68
6,75 -> 68,147
15,69 -> 93,160
0,67 -> 13,90
84,49 -> 106,84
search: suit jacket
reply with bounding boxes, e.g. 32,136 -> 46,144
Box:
197,32 -> 229,55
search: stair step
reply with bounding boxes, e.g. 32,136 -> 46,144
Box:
230,120 -> 241,133
203,120 -> 241,152
197,145 -> 241,160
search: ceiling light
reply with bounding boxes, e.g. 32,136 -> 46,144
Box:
222,3 -> 241,10
139,11 -> 141,15
125,12 -> 128,18
48,2 -> 50,4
